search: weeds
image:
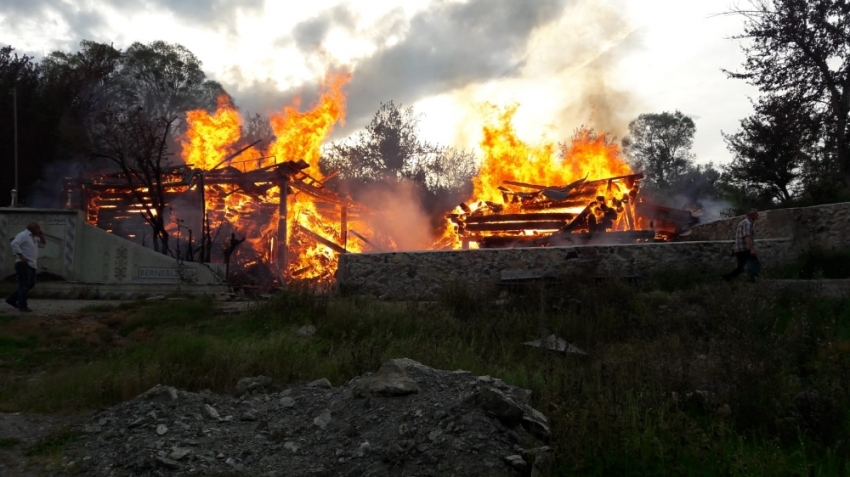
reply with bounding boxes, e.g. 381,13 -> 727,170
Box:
0,277 -> 849,475
25,428 -> 78,457
0,437 -> 20,448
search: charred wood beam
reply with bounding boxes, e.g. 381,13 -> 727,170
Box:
210,139 -> 263,171
574,173 -> 644,192
634,202 -> 697,225
349,230 -> 378,251
561,205 -> 592,233
463,220 -> 569,232
288,180 -> 344,205
502,180 -> 549,190
463,213 -> 576,223
521,199 -> 594,211
295,223 -> 348,255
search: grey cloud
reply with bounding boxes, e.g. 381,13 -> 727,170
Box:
0,0 -> 263,47
135,0 -> 264,32
339,0 -> 569,135
0,0 -> 108,50
293,4 -> 357,52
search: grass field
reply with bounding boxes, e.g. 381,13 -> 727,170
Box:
1,274 -> 849,476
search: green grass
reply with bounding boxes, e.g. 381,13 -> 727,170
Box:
0,437 -> 20,448
769,247 -> 850,279
78,300 -> 151,313
24,429 -> 78,457
0,281 -> 848,475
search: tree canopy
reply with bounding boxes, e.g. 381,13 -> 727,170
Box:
321,101 -> 477,219
622,110 -> 697,193
726,0 -> 850,189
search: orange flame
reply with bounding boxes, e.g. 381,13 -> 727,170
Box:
181,95 -> 242,171
268,73 -> 350,176
474,103 -> 630,205
180,72 -> 362,282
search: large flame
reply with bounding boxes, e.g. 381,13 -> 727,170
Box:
180,72 -> 364,281
441,103 -> 636,249
474,103 -> 630,206
182,95 -> 242,171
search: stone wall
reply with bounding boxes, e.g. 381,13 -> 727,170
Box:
337,239 -> 793,299
688,202 -> 850,251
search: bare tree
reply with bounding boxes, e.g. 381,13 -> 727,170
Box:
89,107 -> 177,254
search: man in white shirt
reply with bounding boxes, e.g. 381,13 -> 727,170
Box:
722,208 -> 759,282
5,222 -> 45,313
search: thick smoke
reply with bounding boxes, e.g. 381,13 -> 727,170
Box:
347,178 -> 435,252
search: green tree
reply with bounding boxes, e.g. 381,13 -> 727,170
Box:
0,46 -> 42,204
723,94 -> 817,203
726,0 -> 850,190
119,41 -> 226,130
321,101 -> 477,217
622,110 -> 697,193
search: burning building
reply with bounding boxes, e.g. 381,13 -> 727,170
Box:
440,106 -> 698,250
61,74 -> 700,291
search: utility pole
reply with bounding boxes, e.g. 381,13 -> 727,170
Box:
11,87 -> 18,207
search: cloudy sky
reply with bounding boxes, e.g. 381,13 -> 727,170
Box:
0,0 -> 757,165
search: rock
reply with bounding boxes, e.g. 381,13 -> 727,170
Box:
146,295 -> 166,301
137,384 -> 179,401
155,456 -> 180,469
355,441 -> 371,457
235,376 -> 274,397
503,455 -> 527,471
58,358 -> 550,477
155,424 -> 168,436
169,448 -> 192,460
314,409 -> 332,429
82,424 -> 102,434
352,362 -> 419,397
307,378 -> 332,389
464,388 -> 524,428
203,404 -> 221,420
297,325 -> 317,337
523,334 -> 587,355
521,408 -> 551,439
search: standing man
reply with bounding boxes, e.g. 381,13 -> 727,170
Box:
723,208 -> 759,282
5,222 -> 45,313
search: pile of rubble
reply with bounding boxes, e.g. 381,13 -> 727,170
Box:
60,359 -> 553,476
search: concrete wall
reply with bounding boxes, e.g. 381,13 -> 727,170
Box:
0,208 -> 225,287
337,239 -> 793,299
689,202 -> 850,251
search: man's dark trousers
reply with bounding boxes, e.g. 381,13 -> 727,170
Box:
6,262 -> 36,309
723,250 -> 756,281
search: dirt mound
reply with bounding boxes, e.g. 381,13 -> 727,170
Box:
60,359 -> 553,476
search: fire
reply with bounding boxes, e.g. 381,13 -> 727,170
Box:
445,103 -> 639,249
182,95 -> 243,171
268,73 -> 350,176
179,71 -> 365,282
474,103 -> 630,207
